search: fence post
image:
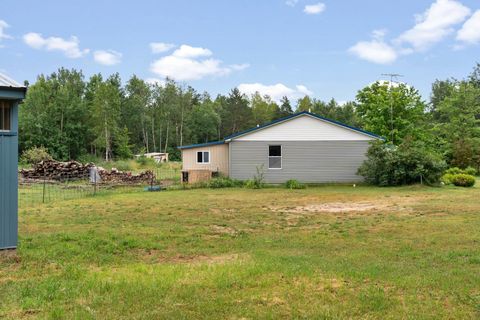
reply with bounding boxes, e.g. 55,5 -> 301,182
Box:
94,167 -> 97,196
42,172 -> 46,204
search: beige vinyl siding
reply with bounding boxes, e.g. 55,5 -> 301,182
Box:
181,144 -> 229,175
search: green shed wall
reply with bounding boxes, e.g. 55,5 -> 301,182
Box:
0,100 -> 19,249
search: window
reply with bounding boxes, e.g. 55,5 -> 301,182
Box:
0,100 -> 11,131
268,145 -> 282,169
197,151 -> 210,164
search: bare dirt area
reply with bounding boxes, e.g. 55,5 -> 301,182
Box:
137,249 -> 248,265
158,253 -> 247,265
273,202 -> 386,213
267,195 -> 432,217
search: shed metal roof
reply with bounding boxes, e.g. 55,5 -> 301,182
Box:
178,111 -> 383,150
0,73 -> 25,88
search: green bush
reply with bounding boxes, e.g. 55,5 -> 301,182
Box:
464,167 -> 477,176
451,174 -> 476,187
285,179 -> 306,189
445,167 -> 464,175
21,146 -> 53,165
207,177 -> 244,188
136,156 -> 156,168
440,173 -> 454,185
245,165 -> 266,189
358,140 -> 446,186
444,166 -> 477,177
244,179 -> 259,189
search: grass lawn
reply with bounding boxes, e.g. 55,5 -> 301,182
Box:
1,183 -> 480,319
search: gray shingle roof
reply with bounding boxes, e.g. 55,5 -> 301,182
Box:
0,73 -> 25,88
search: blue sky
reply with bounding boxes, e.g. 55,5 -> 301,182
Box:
1,0 -> 479,103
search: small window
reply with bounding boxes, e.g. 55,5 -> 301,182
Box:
197,151 -> 210,164
0,100 -> 11,131
268,145 -> 282,169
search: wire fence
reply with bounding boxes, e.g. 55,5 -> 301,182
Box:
19,166 -> 182,209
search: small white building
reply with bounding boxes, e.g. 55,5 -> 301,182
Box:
135,152 -> 169,163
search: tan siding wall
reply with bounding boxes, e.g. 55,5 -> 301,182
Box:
181,144 -> 229,175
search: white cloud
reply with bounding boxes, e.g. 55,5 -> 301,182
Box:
237,83 -> 313,102
150,42 -> 175,54
349,30 -> 398,64
23,32 -> 89,58
456,10 -> 480,45
0,20 -> 12,44
93,50 -> 122,66
285,0 -> 299,7
150,44 -> 248,81
396,0 -> 471,51
296,85 -> 313,96
304,2 -> 326,15
172,44 -> 212,58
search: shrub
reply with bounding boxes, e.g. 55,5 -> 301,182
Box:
245,165 -> 266,189
358,140 -> 446,186
464,167 -> 477,176
207,177 -> 244,188
445,167 -> 464,175
21,146 -> 53,165
451,174 -> 476,187
285,179 -> 306,189
444,166 -> 478,177
136,156 -> 156,168
440,173 -> 454,185
244,179 -> 258,189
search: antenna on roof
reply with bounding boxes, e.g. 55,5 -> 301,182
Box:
381,73 -> 404,144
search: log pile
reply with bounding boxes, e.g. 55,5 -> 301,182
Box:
20,160 -> 156,184
20,160 -> 93,180
98,168 -> 155,184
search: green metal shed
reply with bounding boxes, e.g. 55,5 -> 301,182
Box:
0,74 -> 26,250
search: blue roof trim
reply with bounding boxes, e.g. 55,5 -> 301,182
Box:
225,111 -> 384,140
178,111 -> 383,150
178,140 -> 225,150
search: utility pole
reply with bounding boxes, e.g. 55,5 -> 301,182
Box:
381,73 -> 403,144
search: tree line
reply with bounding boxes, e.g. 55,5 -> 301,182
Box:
19,64 -> 480,169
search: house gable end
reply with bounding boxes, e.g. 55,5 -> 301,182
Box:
232,114 -> 378,141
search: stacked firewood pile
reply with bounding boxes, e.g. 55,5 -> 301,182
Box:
98,168 -> 155,184
20,160 -> 93,180
20,161 -> 155,184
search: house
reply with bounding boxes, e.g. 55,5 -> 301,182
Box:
179,111 -> 382,184
0,74 -> 26,250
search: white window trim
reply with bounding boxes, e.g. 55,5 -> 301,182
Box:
196,150 -> 210,164
268,145 -> 282,170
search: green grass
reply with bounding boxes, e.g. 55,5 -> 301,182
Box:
2,183 -> 480,319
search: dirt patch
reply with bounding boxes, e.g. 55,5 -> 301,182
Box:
271,202 -> 389,214
137,249 -> 248,265
159,253 -> 246,265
